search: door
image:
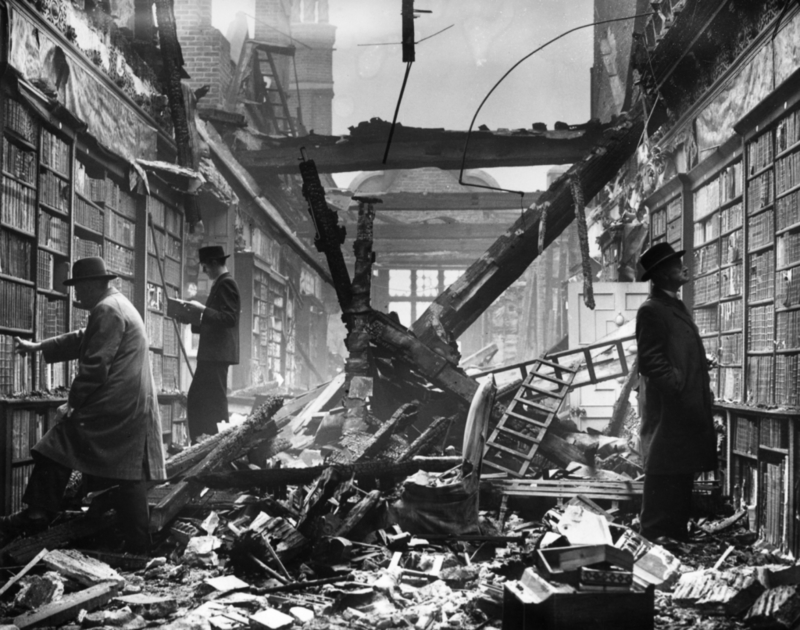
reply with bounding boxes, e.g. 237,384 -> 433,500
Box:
567,282 -> 649,431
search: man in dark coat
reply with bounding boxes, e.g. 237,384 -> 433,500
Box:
182,245 -> 240,442
636,242 -> 718,542
3,257 -> 167,552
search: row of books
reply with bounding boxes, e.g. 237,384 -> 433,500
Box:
4,99 -> 37,144
747,355 -> 774,406
0,335 -> 32,395
37,250 -> 53,290
39,169 -> 70,213
149,350 -> 181,392
147,310 -> 164,349
720,201 -> 744,233
74,196 -> 104,233
776,354 -> 800,407
776,189 -> 800,230
10,409 -> 46,462
147,195 -> 166,228
3,136 -> 36,184
694,271 -> 720,306
105,242 -> 135,276
777,231 -> 800,269
1,176 -> 36,234
760,458 -> 786,547
748,251 -> 775,302
74,235 -> 103,260
37,360 -> 68,391
112,276 -> 136,303
721,259 -> 741,296
147,282 -> 165,313
650,207 -> 667,237
0,279 -> 34,330
693,213 -> 720,246
105,211 -> 135,247
72,305 -> 89,330
36,297 -> 67,341
117,189 -> 137,221
693,241 -> 719,275
776,109 -> 800,154
694,162 -> 744,220
776,309 -> 800,350
747,169 -> 774,215
721,299 -> 743,331
163,318 -> 179,356
777,268 -> 800,307
719,366 -> 743,401
39,212 -> 69,255
747,304 -> 775,352
41,129 -> 70,177
748,133 -> 774,176
775,149 -> 800,196
720,332 -> 743,365
748,208 -> 773,251
164,257 -> 181,287
0,228 -> 32,281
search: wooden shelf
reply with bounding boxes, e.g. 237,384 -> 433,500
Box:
747,163 -> 773,181
0,272 -> 34,287
748,242 -> 774,255
0,323 -> 34,335
731,450 -> 758,460
776,260 -> 800,273
748,202 -> 774,217
746,350 -> 774,355
104,235 -> 135,249
4,128 -> 37,152
721,327 -> 743,334
720,225 -> 744,239
37,288 -> 68,299
776,304 -> 800,313
39,162 -> 69,180
39,201 -> 69,218
777,348 -> 800,354
0,221 -> 35,238
75,190 -> 105,211
1,170 -> 37,190
776,138 -> 800,161
759,445 -> 789,456
74,222 -> 103,239
37,244 -> 69,257
748,298 -> 774,306
776,220 -> 800,236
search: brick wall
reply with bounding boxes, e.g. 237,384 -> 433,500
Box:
174,0 -> 232,109
289,22 -> 336,135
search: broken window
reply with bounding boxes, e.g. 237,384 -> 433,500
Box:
387,269 -> 463,327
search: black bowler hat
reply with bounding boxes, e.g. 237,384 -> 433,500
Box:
639,242 -> 685,281
198,245 -> 230,264
63,257 -> 118,286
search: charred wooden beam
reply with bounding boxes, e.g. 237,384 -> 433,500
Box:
190,455 -> 460,489
237,122 -> 609,174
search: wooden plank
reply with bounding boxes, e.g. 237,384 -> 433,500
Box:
0,548 -> 48,598
14,581 -> 120,629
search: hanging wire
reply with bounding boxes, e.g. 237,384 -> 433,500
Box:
458,11 -> 656,196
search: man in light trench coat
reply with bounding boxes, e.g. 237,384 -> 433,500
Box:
636,242 -> 718,543
2,257 -> 166,553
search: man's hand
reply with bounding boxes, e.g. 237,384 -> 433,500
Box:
14,337 -> 41,355
183,300 -> 206,316
706,354 -> 719,370
55,403 -> 73,422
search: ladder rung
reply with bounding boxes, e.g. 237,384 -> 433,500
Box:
490,425 -> 543,444
525,370 -> 574,389
482,461 -> 526,477
534,357 -> 579,374
502,408 -> 552,427
485,440 -> 537,459
506,398 -> 557,417
518,381 -> 568,398
512,393 -> 562,410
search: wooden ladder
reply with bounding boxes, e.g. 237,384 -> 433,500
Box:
482,358 -> 577,478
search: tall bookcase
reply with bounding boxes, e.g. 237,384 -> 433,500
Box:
233,251 -> 288,390
689,139 -> 745,402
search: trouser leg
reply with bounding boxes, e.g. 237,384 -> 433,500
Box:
85,476 -> 151,554
187,361 -> 229,441
640,473 -> 694,540
22,453 -> 72,514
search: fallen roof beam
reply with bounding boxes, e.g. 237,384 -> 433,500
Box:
235,121 -> 610,173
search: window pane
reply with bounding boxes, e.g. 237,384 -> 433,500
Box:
444,269 -> 464,286
416,270 -> 439,297
415,301 -> 432,320
388,301 -> 412,327
389,270 -> 412,296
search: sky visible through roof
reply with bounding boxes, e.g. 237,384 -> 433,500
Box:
211,0 -> 593,192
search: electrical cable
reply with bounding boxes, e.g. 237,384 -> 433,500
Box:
458,11 -> 656,198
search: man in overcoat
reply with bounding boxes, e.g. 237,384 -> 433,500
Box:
3,257 -> 166,553
636,242 -> 717,542
182,245 -> 240,442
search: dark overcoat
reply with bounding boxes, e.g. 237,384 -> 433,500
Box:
636,288 -> 717,475
33,288 -> 167,481
192,272 -> 240,364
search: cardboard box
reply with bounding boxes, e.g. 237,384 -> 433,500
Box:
503,568 -> 654,630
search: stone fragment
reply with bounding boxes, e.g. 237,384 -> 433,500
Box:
249,608 -> 295,630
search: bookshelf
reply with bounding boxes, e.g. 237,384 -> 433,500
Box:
0,399 -> 64,514
233,251 -> 288,390
690,144 -> 744,402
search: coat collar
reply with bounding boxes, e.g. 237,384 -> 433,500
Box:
649,287 -> 696,328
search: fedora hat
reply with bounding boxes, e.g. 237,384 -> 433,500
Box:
198,245 -> 230,264
639,242 -> 686,281
63,257 -> 118,286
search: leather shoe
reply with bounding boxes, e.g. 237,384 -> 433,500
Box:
0,509 -> 52,543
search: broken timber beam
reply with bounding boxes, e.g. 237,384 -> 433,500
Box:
14,581 -> 120,629
410,105 -> 661,359
190,455 -> 461,489
150,397 -> 284,531
236,122 -> 610,174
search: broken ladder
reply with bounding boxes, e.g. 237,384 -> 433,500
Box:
482,358 -> 576,477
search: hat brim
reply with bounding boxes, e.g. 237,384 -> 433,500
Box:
641,249 -> 685,281
63,273 -> 119,286
199,254 -> 231,263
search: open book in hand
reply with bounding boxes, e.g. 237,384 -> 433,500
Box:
167,298 -> 201,326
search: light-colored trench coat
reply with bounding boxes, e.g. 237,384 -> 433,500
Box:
33,288 -> 167,481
